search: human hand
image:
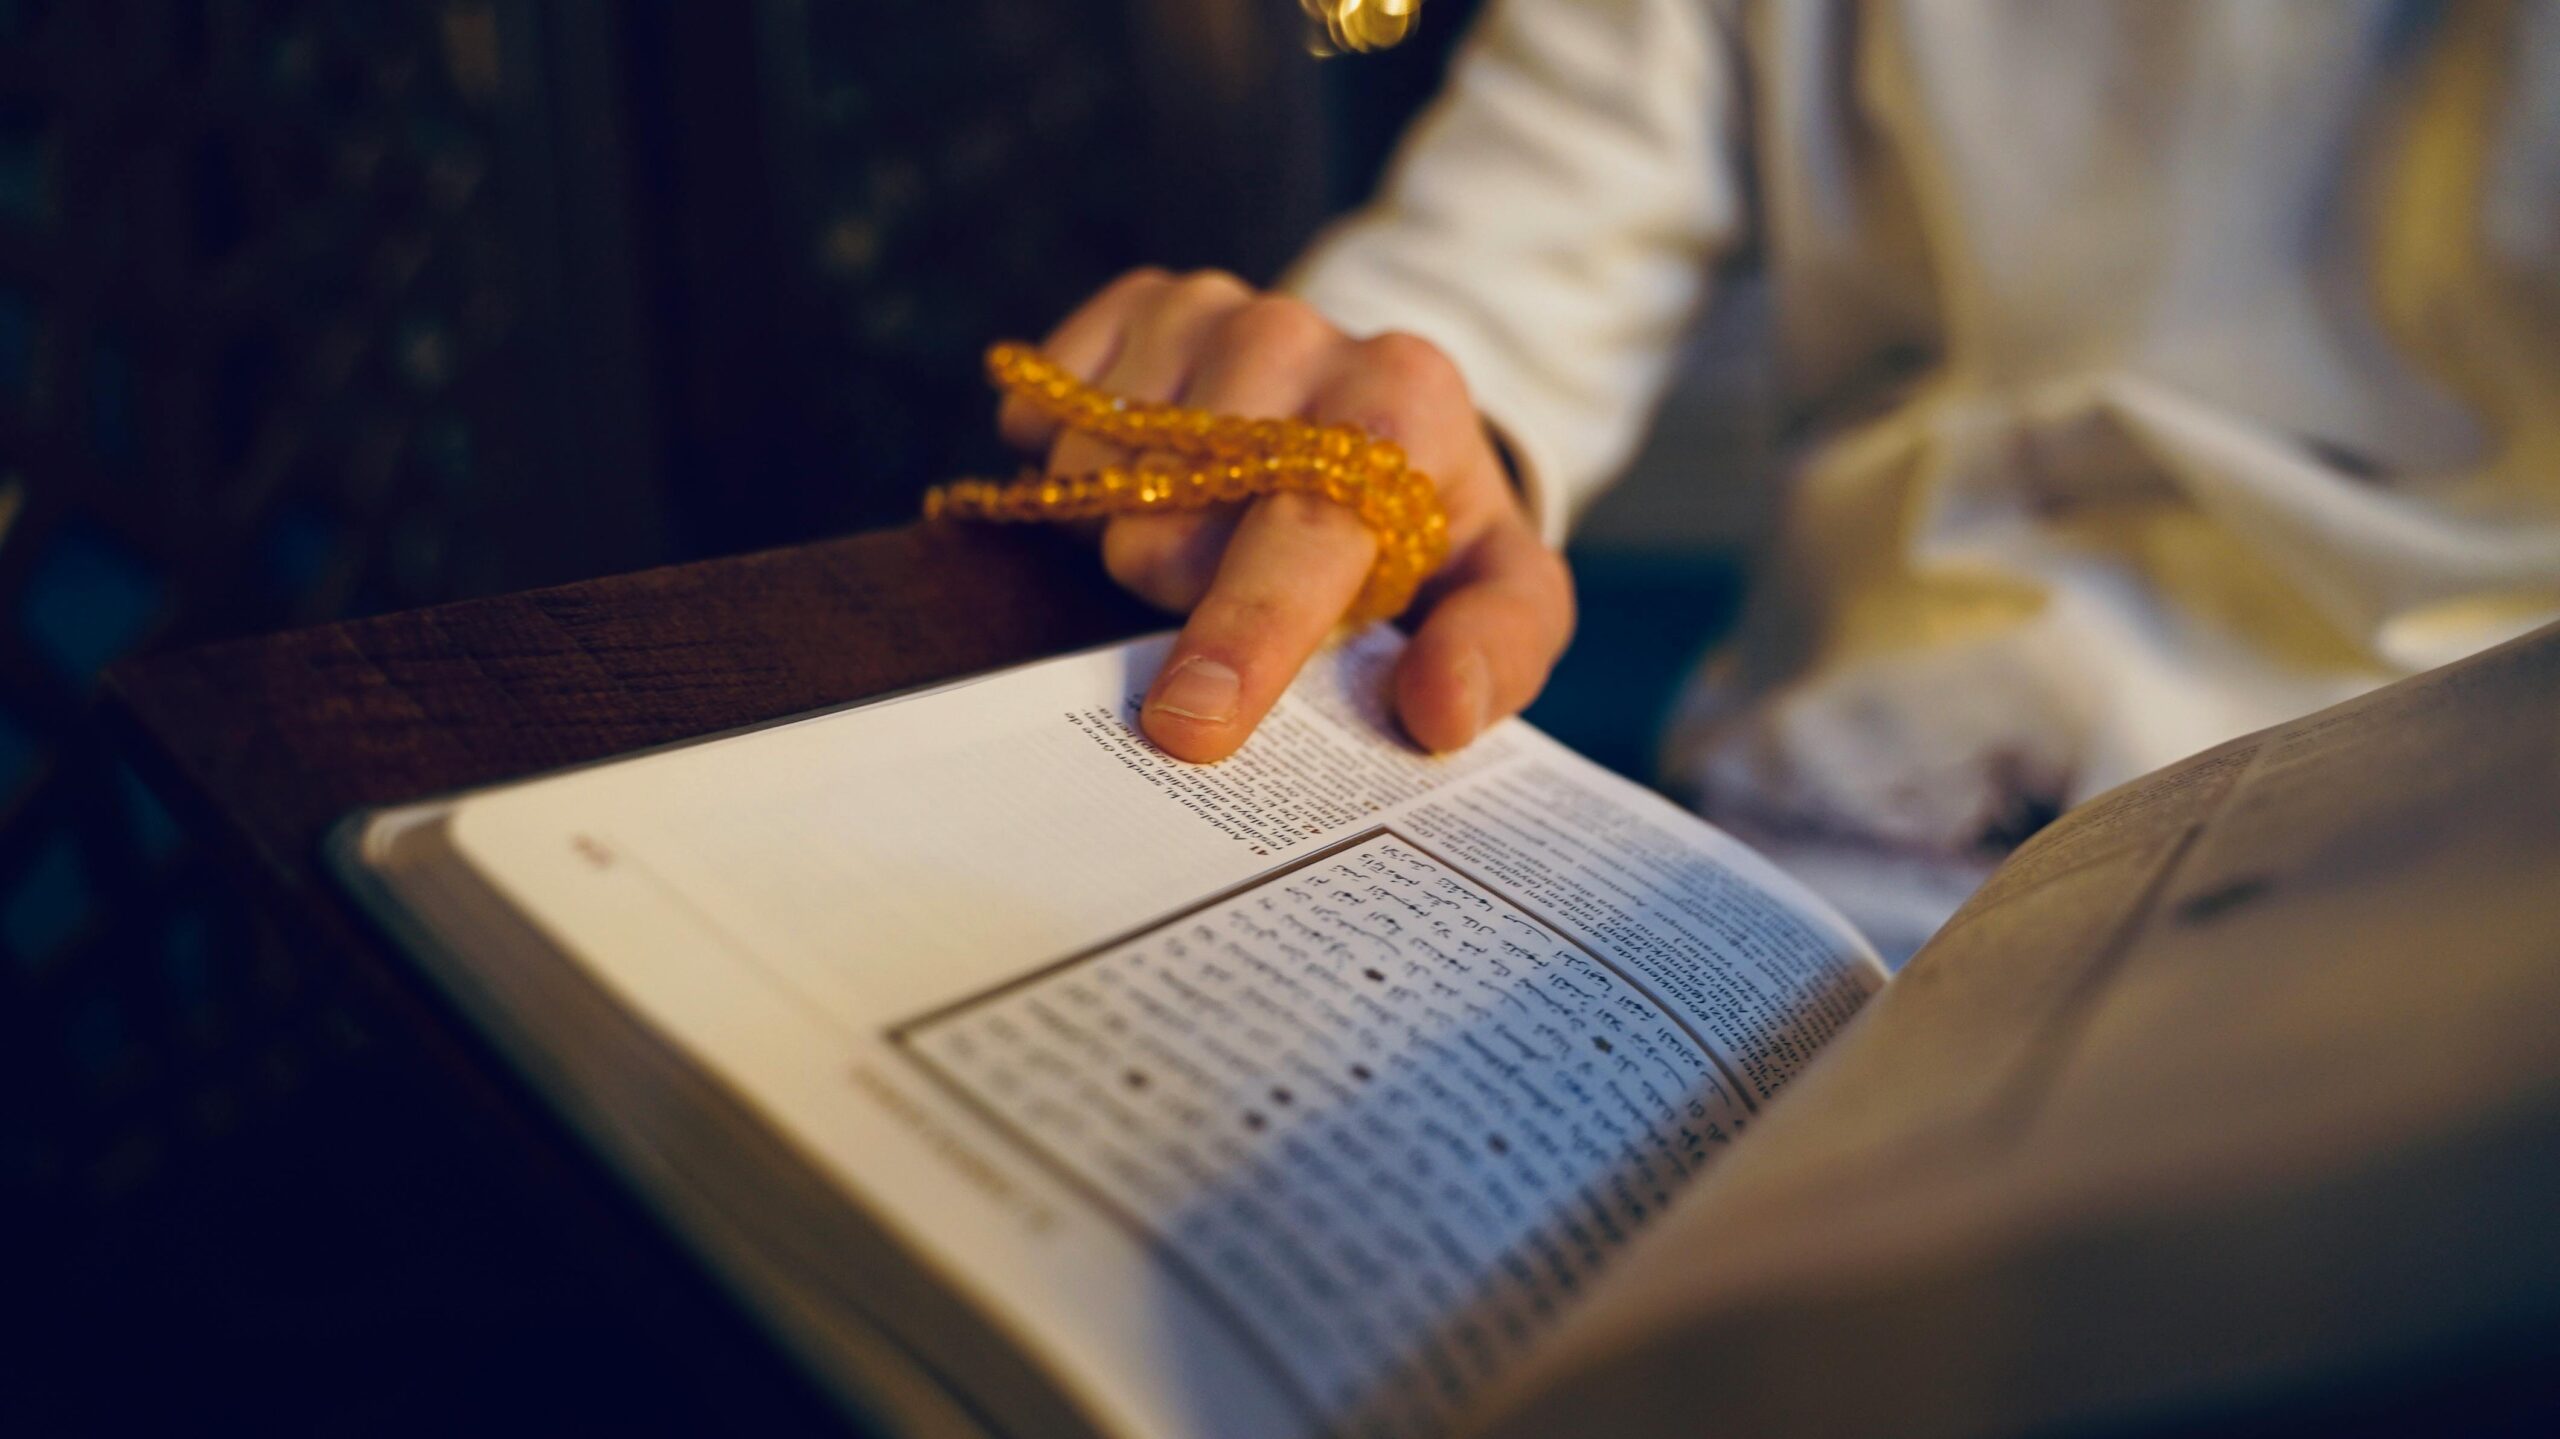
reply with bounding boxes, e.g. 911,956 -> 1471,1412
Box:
1000,268 -> 1574,763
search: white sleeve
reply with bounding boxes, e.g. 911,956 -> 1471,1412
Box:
1286,0 -> 1746,545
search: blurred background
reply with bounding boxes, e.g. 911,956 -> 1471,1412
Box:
1,2 -> 1769,1431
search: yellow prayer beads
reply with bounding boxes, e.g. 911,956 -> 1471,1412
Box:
924,342 -> 1451,625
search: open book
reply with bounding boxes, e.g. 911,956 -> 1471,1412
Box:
336,623 -> 2560,1439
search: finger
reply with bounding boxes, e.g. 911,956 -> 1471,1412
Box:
1096,270 -> 1255,412
1049,271 -> 1253,478
1103,295 -> 1346,612
1305,330 -> 1510,546
1141,492 -> 1376,763
1102,508 -> 1244,613
1393,522 -> 1575,752
996,266 -> 1171,452
1181,293 -> 1343,414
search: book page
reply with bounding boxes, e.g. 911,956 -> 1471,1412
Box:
1460,624 -> 2560,1439
431,627 -> 1884,1439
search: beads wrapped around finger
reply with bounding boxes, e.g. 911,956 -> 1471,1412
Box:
924,343 -> 1451,625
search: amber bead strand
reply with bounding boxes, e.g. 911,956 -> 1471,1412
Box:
924,343 -> 1451,625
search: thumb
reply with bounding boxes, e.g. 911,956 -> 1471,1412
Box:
1393,522 -> 1575,753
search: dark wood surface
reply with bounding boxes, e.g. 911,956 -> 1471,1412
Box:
108,522 -> 1155,901
100,522 -> 1157,1435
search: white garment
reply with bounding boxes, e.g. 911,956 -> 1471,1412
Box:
1290,0 -> 2560,957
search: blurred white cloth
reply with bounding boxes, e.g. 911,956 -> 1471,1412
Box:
1290,0 -> 2560,958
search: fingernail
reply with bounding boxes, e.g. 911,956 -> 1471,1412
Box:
1148,656 -> 1241,724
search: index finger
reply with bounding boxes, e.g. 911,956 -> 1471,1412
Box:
1139,493 -> 1375,763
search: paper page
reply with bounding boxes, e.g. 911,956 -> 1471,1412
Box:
437,627 -> 1884,1439
1458,624 -> 2560,1439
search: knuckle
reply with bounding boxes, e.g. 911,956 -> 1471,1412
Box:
1113,264 -> 1175,295
1265,489 -> 1374,544
1194,589 -> 1298,640
1222,294 -> 1338,357
1134,271 -> 1250,343
1360,330 -> 1464,399
1177,267 -> 1251,302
